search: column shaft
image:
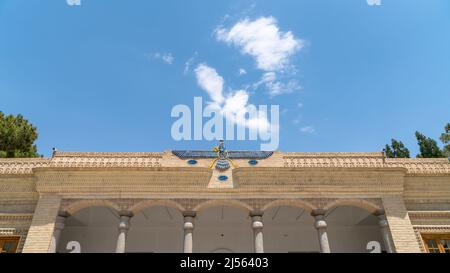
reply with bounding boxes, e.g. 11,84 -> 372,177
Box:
115,211 -> 133,253
312,210 -> 331,253
183,211 -> 196,253
250,211 -> 264,253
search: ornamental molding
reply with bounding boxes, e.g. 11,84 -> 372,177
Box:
0,158 -> 50,175
1,151 -> 448,176
409,211 -> 450,219
59,197 -> 382,215
0,213 -> 33,223
284,154 -> 450,176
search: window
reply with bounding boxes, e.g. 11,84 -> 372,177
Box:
422,234 -> 450,253
0,236 -> 20,253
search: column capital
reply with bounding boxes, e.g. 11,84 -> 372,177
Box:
311,209 -> 326,217
58,211 -> 71,218
373,209 -> 386,217
118,210 -> 134,218
249,210 -> 264,217
183,211 -> 197,218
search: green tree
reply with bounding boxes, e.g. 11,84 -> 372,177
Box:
440,123 -> 450,157
0,111 -> 39,158
384,139 -> 410,158
415,131 -> 444,158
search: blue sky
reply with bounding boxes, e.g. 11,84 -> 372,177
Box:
1,0 -> 449,156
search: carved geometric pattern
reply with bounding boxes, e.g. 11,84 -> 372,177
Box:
283,153 -> 450,175
1,151 -> 448,175
0,158 -> 50,175
50,151 -> 162,168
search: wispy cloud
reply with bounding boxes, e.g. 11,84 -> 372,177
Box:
239,68 -> 247,76
253,72 -> 301,97
300,126 -> 315,133
146,52 -> 174,65
194,63 -> 270,131
66,0 -> 81,6
366,0 -> 381,6
184,52 -> 198,74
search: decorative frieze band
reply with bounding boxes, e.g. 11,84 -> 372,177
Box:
59,197 -> 383,215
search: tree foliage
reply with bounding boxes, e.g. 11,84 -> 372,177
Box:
440,123 -> 450,157
0,112 -> 39,158
415,131 -> 444,158
384,139 -> 410,158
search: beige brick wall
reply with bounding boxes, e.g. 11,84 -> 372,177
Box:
382,196 -> 421,253
22,194 -> 61,253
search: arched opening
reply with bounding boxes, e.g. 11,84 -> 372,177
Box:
263,205 -> 319,253
126,205 -> 184,253
194,205 -> 253,253
58,206 -> 119,253
326,205 -> 384,253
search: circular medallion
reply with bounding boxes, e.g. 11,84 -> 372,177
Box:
248,159 -> 258,165
187,159 -> 198,165
218,175 -> 228,181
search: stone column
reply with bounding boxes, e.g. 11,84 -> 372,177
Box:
374,209 -> 395,253
115,211 -> 133,253
183,211 -> 196,253
48,211 -> 70,253
250,210 -> 264,253
311,209 -> 331,253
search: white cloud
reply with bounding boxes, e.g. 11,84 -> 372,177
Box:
184,52 -> 198,74
147,52 -> 174,65
194,64 -> 225,104
266,79 -> 301,97
239,68 -> 247,76
300,126 -> 315,133
161,53 -> 174,64
215,16 -> 303,72
194,64 -> 270,131
216,16 -> 304,97
67,0 -> 81,6
253,72 -> 301,97
367,0 -> 381,6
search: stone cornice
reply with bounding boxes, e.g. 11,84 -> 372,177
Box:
0,158 -> 50,175
1,151 -> 449,176
53,151 -> 164,157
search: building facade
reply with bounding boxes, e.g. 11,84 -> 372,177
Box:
0,149 -> 449,253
